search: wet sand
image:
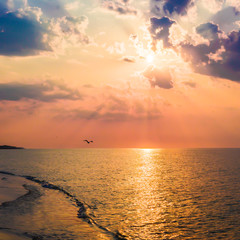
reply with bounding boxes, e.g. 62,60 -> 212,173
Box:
0,230 -> 31,240
0,173 -> 29,205
0,174 -> 31,239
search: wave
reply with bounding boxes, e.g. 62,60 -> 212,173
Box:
0,171 -> 126,240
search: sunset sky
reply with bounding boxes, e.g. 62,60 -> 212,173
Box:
0,0 -> 240,148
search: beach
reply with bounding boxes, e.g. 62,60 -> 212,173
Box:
0,172 -> 112,240
0,230 -> 31,240
0,173 -> 32,239
0,173 -> 29,206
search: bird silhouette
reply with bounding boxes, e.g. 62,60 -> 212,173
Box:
83,140 -> 93,144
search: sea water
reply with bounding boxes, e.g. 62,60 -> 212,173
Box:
0,148 -> 239,239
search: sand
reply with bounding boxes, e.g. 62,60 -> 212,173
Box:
0,230 -> 31,240
0,173 -> 31,240
0,173 -> 29,205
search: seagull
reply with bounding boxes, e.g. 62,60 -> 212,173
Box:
83,140 -> 93,144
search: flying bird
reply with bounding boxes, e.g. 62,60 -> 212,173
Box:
83,140 -> 93,144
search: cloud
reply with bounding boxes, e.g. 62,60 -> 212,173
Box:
28,0 -> 69,18
53,85 -> 164,122
163,0 -> 194,15
0,1 -> 8,15
147,2 -> 240,82
211,6 -> 240,32
149,17 -> 175,50
0,81 -> 83,102
122,56 -> 135,62
0,1 -> 89,56
50,15 -> 90,49
150,0 -> 194,17
181,27 -> 240,81
196,22 -> 221,40
182,81 -> 197,88
59,101 -> 162,121
143,65 -> 173,89
0,8 -> 51,56
101,0 -> 138,15
106,41 -> 125,54
63,109 -> 161,121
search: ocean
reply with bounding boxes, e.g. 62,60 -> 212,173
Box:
0,148 -> 239,239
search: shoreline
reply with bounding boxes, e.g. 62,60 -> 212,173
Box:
0,173 -> 30,206
0,229 -> 31,240
0,173 -> 34,239
0,172 -> 115,240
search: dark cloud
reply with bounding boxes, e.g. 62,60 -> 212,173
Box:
196,22 -> 221,40
149,17 -> 175,50
148,3 -> 240,82
0,1 -> 89,56
122,56 -> 135,62
0,1 -> 8,15
150,0 -> 194,17
0,81 -> 83,102
0,10 -> 51,56
163,0 -> 193,15
143,66 -> 173,89
181,28 -> 240,81
102,0 -> 137,15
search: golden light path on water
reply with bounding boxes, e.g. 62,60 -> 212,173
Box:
134,149 -> 161,238
119,148 -> 172,239
118,148 -> 212,239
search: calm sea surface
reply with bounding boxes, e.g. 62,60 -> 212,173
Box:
0,148 -> 240,239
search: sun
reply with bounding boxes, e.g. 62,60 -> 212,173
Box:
146,54 -> 154,63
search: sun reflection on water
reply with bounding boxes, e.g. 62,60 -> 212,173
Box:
141,148 -> 153,153
120,148 -> 168,239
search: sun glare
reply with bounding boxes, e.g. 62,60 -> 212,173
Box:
142,148 -> 153,153
146,54 -> 154,63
